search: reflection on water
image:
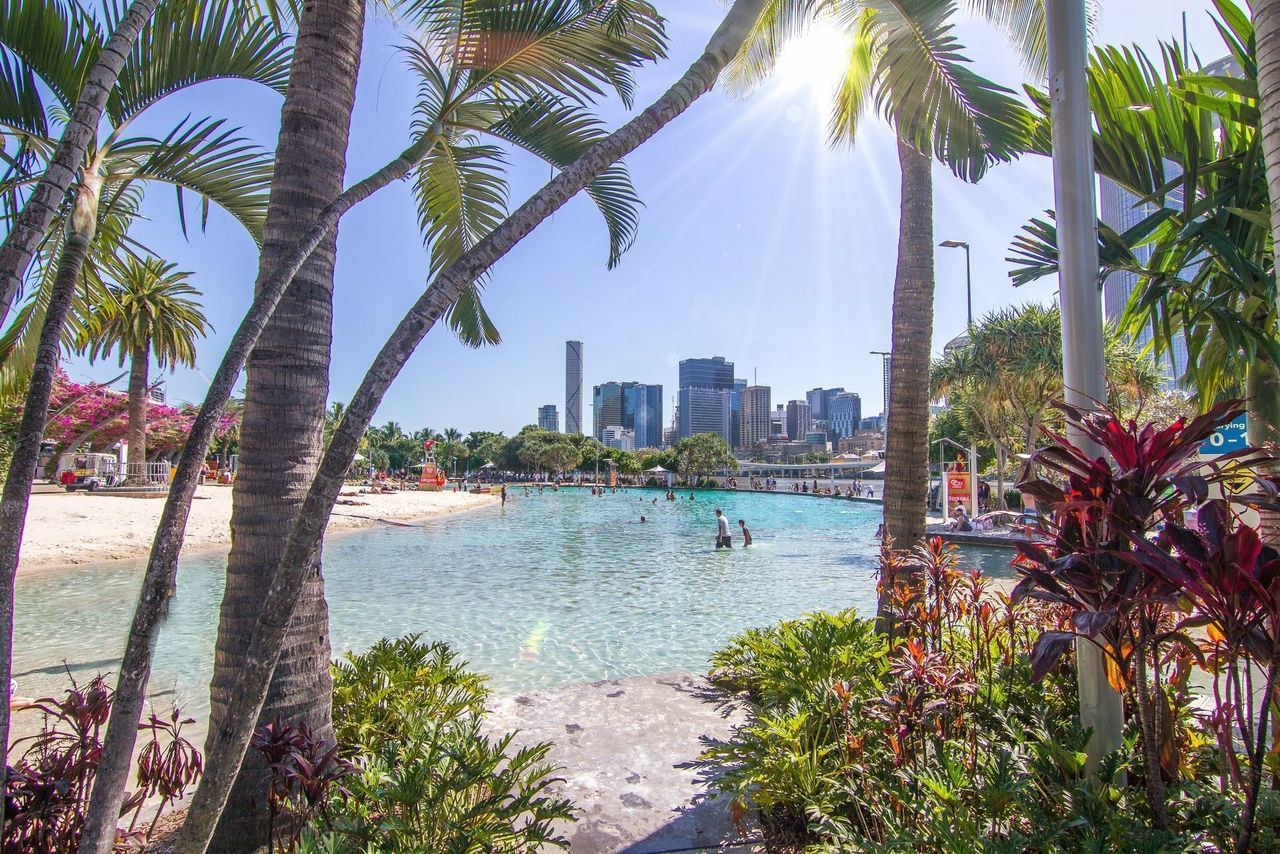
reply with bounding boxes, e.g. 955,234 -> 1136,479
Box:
13,489 -> 1015,721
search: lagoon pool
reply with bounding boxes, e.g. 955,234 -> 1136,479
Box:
13,488 -> 1015,721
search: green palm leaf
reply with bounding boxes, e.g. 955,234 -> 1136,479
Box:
0,0 -> 100,116
846,0 -> 1033,181
107,116 -> 274,243
486,95 -> 640,268
414,138 -> 510,346
107,0 -> 293,125
721,0 -> 827,95
429,0 -> 667,109
0,47 -> 49,138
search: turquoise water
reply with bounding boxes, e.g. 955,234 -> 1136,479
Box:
12,488 -> 1014,721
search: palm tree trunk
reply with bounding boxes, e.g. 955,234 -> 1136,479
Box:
1255,0 -> 1280,263
1247,360 -> 1280,544
126,341 -> 149,483
880,139 -> 935,552
80,30 -> 458,854
0,0 -> 158,325
0,168 -> 100,826
203,0 -> 364,847
173,2 -> 770,848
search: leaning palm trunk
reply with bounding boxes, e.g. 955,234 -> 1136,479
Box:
880,140 -> 936,554
1247,360 -> 1280,544
173,2 -> 769,849
0,169 -> 100,823
0,0 -> 159,325
126,341 -> 149,483
78,58 -> 453,854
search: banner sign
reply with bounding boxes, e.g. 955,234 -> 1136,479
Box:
1200,415 -> 1247,455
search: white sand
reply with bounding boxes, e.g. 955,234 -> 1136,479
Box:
16,485 -> 497,572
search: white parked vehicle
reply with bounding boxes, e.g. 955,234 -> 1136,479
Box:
57,453 -> 124,492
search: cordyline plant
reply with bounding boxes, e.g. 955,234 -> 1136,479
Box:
1011,399 -> 1280,847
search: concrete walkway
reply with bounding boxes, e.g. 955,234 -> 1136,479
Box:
484,671 -> 759,853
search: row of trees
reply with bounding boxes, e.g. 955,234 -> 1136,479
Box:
331,416 -> 739,482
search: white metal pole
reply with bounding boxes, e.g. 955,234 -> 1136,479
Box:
969,443 -> 979,516
1045,0 -> 1124,774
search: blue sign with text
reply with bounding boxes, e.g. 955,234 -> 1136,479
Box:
1200,415 -> 1248,455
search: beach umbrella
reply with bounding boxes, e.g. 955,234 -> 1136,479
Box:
644,465 -> 669,473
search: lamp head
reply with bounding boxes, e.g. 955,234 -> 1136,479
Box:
939,239 -> 968,249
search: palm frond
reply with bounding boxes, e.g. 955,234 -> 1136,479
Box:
486,95 -> 640,268
0,47 -> 50,138
829,7 -> 875,147
414,138 -> 510,346
434,0 -> 667,109
722,0 -> 827,96
0,0 -> 100,115
856,0 -> 1033,181
107,0 -> 293,124
107,116 -> 274,243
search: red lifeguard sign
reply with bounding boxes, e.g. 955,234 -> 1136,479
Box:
417,439 -> 447,491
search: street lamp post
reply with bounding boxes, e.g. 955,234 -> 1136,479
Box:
939,239 -> 972,329
870,350 -> 891,438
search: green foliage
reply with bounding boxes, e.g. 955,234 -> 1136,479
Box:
698,537 -> 1266,850
79,256 -> 210,371
305,635 -> 575,852
671,432 -> 735,478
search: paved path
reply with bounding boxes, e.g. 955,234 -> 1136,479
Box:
484,671 -> 758,853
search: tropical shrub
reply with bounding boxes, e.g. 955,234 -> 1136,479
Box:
288,635 -> 574,852
2,675 -> 202,851
702,402 -> 1280,851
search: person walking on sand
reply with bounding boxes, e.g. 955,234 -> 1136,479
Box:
715,509 -> 732,549
738,519 -> 752,547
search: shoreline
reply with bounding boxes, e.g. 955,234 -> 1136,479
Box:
15,485 -> 498,575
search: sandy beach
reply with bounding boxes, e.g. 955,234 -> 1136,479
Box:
16,485 -> 497,572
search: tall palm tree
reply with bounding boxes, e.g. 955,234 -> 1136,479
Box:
173,2 -> 771,845
180,1 -> 666,848
0,1 -> 286,832
728,0 -> 1038,548
1253,0 -> 1280,263
80,257 -> 210,479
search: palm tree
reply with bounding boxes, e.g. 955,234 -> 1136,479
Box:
727,0 -> 1038,548
0,0 -> 162,324
80,257 -> 210,479
88,2 -> 666,847
1253,0 -> 1280,268
173,2 -> 771,845
932,303 -> 1162,505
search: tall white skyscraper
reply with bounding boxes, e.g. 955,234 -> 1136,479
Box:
565,340 -> 583,434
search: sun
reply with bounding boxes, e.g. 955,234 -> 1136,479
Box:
774,22 -> 851,95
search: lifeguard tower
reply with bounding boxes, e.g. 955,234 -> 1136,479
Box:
417,439 -> 447,491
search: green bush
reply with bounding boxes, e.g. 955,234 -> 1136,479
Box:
698,539 -> 1265,851
301,635 -> 575,852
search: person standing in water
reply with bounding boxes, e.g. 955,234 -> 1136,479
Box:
500,484 -> 508,506
715,508 -> 732,549
738,519 -> 752,547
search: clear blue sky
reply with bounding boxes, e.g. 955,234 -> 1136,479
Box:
61,0 -> 1224,436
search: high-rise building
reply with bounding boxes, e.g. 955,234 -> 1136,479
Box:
740,385 -> 772,449
601,426 -> 635,451
537,404 -> 558,432
677,357 -> 735,444
806,387 -> 845,422
772,404 -> 786,438
830,392 -> 862,438
1100,177 -> 1189,386
593,381 -> 663,448
731,378 -> 747,449
565,340 -> 583,434
785,400 -> 812,441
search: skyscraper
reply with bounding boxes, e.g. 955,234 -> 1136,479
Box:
740,385 -> 772,449
565,340 -> 583,434
829,392 -> 862,438
537,404 -> 558,432
785,400 -> 812,441
593,381 -> 664,448
731,378 -> 747,449
677,357 -> 735,445
1099,177 -> 1189,386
